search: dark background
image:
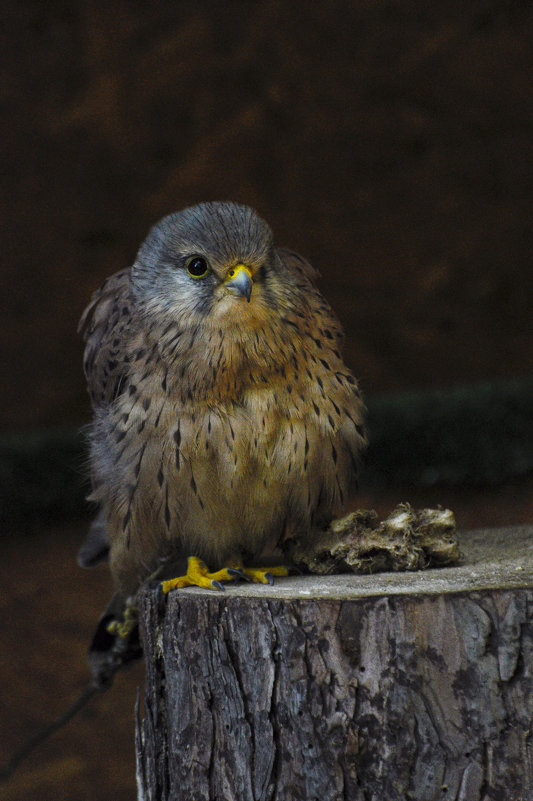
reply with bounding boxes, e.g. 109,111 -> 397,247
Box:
2,2 -> 533,799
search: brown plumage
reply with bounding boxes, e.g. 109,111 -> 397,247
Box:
79,202 -> 366,601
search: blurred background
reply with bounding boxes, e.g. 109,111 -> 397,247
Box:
2,2 -> 533,799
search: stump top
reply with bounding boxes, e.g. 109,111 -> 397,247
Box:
176,525 -> 533,600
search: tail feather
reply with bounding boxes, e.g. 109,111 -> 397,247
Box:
88,593 -> 142,688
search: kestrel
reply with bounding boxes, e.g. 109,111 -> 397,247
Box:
79,202 -> 366,621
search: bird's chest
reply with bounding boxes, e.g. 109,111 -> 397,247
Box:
131,389 -> 306,559
107,373 -> 354,564
163,389 -> 302,492
159,385 -> 322,515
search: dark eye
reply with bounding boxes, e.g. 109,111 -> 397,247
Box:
186,256 -> 210,279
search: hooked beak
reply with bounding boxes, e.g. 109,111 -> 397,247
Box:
223,264 -> 253,302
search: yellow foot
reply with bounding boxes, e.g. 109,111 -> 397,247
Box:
161,557 -> 290,593
234,565 -> 290,585
161,556 -> 238,593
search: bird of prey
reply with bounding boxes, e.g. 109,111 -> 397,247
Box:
78,202 -> 366,671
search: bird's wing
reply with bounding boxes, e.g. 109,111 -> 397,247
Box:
276,247 -> 346,350
77,507 -> 110,567
276,247 -> 321,283
78,268 -> 135,408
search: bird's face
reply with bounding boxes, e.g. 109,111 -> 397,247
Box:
131,202 -> 286,330
130,202 -> 303,388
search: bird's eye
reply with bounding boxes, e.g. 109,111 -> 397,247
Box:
186,256 -> 210,279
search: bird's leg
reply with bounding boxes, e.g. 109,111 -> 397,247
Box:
160,557 -> 291,593
161,556 -> 238,592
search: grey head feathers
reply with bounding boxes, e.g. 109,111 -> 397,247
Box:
134,201 -> 274,277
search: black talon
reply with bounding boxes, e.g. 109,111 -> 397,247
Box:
227,568 -> 252,582
264,572 -> 274,585
211,580 -> 226,591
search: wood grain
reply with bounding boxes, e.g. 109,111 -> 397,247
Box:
136,526 -> 533,801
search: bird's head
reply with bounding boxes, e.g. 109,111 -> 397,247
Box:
130,202 -> 304,388
131,202 -> 283,323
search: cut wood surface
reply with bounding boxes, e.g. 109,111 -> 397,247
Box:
136,526 -> 533,801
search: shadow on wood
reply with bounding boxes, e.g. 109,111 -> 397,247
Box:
136,526 -> 533,801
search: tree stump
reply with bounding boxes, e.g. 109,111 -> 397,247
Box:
135,526 -> 533,801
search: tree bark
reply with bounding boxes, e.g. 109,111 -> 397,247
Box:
135,525 -> 533,801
